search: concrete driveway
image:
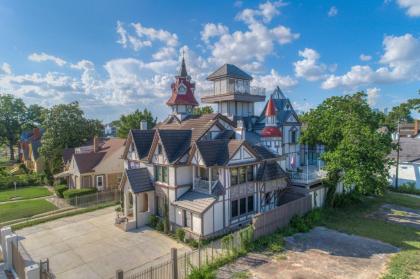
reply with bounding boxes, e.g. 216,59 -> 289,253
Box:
17,207 -> 188,279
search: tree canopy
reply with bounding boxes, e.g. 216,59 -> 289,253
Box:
300,92 -> 392,196
115,109 -> 156,138
40,102 -> 103,174
193,106 -> 214,116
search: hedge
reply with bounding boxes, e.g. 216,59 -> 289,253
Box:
0,173 -> 44,190
54,184 -> 68,198
63,188 -> 97,199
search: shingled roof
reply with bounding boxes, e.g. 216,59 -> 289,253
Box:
207,64 -> 252,81
256,161 -> 288,182
131,129 -> 155,160
125,168 -> 154,193
172,191 -> 216,214
158,129 -> 192,163
390,137 -> 420,162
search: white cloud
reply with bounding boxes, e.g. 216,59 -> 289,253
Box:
203,1 -> 299,69
366,87 -> 381,106
28,52 -> 67,66
1,63 -> 12,74
201,23 -> 229,44
322,34 -> 420,89
253,69 -> 298,90
360,54 -> 372,61
328,6 -> 338,17
397,0 -> 420,17
294,48 -> 328,81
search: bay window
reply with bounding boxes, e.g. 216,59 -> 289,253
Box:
230,165 -> 254,185
155,165 -> 169,183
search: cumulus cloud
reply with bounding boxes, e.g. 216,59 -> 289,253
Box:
360,54 -> 372,61
322,34 -> 420,89
201,23 -> 229,44
28,52 -> 67,66
397,0 -> 420,17
1,63 -> 12,74
366,87 -> 381,106
328,6 -> 338,17
294,48 -> 329,81
203,1 -> 299,69
253,69 -> 298,90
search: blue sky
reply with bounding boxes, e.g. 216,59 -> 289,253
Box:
0,0 -> 419,122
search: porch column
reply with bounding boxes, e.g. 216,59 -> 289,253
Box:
208,168 -> 212,194
124,190 -> 129,216
133,193 -> 138,227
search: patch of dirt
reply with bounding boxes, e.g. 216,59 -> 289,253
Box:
217,227 -> 399,279
369,204 -> 420,230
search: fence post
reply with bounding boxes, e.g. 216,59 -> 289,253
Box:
116,269 -> 123,279
171,248 -> 178,279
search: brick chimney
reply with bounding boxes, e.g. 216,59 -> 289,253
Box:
93,136 -> 100,152
140,120 -> 148,130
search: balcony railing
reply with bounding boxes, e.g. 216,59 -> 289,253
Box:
287,165 -> 327,185
194,178 -> 219,194
200,86 -> 266,98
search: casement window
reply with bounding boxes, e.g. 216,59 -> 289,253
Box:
290,130 -> 297,144
231,195 -> 255,218
230,165 -> 254,185
155,165 -> 169,183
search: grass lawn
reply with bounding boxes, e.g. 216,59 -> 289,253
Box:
0,186 -> 51,202
0,199 -> 57,223
319,191 -> 420,279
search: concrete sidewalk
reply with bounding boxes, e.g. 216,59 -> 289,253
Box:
17,207 -> 189,279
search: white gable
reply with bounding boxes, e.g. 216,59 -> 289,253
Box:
192,149 -> 205,166
228,145 -> 256,165
152,139 -> 168,165
286,114 -> 297,123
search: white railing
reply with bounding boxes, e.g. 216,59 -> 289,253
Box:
200,86 -> 266,98
287,167 -> 327,184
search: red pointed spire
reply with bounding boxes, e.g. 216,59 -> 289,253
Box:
265,97 -> 276,116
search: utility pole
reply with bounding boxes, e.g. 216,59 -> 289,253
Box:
395,121 -> 401,189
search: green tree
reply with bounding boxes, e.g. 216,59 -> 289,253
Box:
26,104 -> 49,128
0,94 -> 28,160
193,106 -> 214,116
115,109 -> 156,138
382,102 -> 414,132
40,102 -> 103,174
300,92 -> 392,199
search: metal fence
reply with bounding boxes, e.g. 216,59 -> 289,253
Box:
119,228 -> 250,279
252,193 -> 312,239
50,190 -> 121,209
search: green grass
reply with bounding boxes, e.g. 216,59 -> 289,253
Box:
0,186 -> 51,202
318,192 -> 420,279
0,199 -> 57,223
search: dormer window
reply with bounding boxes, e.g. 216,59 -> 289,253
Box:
178,84 -> 187,95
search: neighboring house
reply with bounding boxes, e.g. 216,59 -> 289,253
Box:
389,137 -> 420,189
18,127 -> 45,173
55,137 -> 125,191
398,120 -> 420,138
104,123 -> 118,138
117,59 -> 318,238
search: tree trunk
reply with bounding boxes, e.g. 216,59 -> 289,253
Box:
9,141 -> 15,161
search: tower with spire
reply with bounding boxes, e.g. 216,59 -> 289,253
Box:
166,55 -> 198,120
260,97 -> 282,155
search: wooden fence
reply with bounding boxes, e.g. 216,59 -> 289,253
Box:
252,193 -> 312,239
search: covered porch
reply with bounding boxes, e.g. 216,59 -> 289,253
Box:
116,168 -> 155,231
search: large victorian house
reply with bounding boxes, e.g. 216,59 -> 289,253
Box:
118,59 -> 324,238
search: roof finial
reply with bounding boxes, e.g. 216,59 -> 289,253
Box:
179,50 -> 188,77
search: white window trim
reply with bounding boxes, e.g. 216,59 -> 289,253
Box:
96,175 -> 104,188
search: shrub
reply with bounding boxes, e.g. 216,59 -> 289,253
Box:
389,182 -> 420,195
54,184 -> 68,198
148,215 -> 159,228
0,173 -> 44,190
176,228 -> 186,242
290,215 -> 310,233
189,265 -> 215,279
63,188 -> 97,199
186,238 -> 199,248
156,219 -> 164,231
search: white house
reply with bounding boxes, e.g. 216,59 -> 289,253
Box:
389,137 -> 420,189
117,59 -> 324,237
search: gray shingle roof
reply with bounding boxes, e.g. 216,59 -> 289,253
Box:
256,161 -> 288,182
131,129 -> 155,160
252,145 -> 277,160
207,64 -> 252,81
196,139 -> 256,166
126,168 -> 154,193
390,137 -> 420,162
172,191 -> 216,214
158,129 -> 192,163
